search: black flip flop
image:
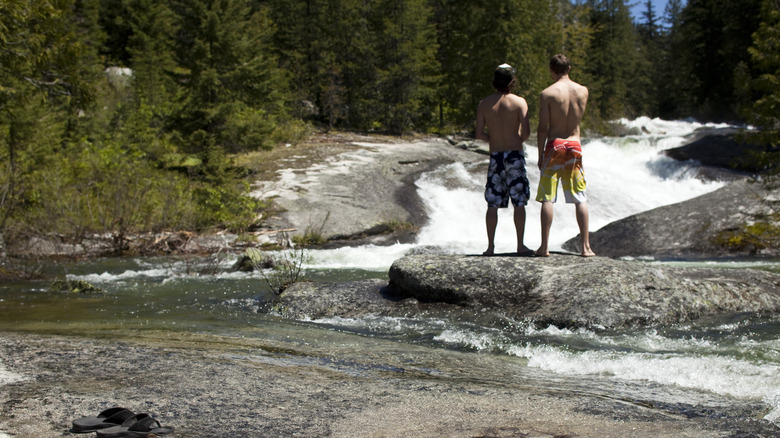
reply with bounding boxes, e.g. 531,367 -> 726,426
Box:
71,407 -> 135,433
96,413 -> 175,437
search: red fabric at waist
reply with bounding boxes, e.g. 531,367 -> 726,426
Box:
545,138 -> 582,155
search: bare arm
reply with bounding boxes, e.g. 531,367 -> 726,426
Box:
537,94 -> 550,168
518,98 -> 530,145
475,102 -> 490,142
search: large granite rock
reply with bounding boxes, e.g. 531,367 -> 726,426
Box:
664,128 -> 777,174
566,179 -> 780,258
274,254 -> 780,329
252,137 -> 484,246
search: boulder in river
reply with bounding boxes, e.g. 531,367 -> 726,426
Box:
566,178 -> 780,258
664,127 -> 778,175
273,254 -> 780,329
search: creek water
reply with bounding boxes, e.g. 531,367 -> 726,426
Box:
1,118 -> 779,432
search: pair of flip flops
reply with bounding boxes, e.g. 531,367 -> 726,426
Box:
71,407 -> 174,437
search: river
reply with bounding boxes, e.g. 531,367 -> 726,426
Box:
1,118 -> 778,436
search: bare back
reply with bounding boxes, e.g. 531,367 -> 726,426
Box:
537,76 -> 588,148
476,92 -> 530,153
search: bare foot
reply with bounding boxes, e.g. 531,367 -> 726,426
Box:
581,250 -> 596,257
483,245 -> 494,256
534,247 -> 550,257
517,245 -> 534,256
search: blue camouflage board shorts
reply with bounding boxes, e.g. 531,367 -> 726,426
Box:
485,150 -> 530,208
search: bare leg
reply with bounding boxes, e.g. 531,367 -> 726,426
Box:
514,206 -> 531,254
536,201 -> 553,257
484,207 -> 498,255
576,202 -> 596,257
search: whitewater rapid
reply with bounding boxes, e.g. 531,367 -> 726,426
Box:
306,117 -> 729,269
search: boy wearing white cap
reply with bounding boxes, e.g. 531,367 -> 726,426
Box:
476,64 -> 532,256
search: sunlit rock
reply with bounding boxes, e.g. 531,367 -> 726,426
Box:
275,254 -> 780,329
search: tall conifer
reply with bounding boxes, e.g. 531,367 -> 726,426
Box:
584,0 -> 642,120
169,0 -> 288,152
746,0 -> 780,146
372,0 -> 440,133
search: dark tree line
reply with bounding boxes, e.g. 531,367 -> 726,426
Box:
1,0 -> 778,246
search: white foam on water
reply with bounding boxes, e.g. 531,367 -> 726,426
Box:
617,116 -> 732,136
305,243 -> 416,271
313,315 -> 449,334
408,118 -> 725,255
69,268 -> 173,283
508,343 -> 780,422
432,323 -> 780,423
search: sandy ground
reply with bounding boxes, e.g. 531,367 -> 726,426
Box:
2,330 -> 774,438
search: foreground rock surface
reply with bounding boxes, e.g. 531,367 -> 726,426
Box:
4,331 -> 772,437
276,254 -> 780,329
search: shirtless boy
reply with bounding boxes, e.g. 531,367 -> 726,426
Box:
535,54 -> 595,257
476,64 -> 532,256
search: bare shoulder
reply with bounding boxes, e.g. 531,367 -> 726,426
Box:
478,93 -> 499,108
476,96 -> 492,114
540,83 -> 563,102
567,79 -> 588,95
506,93 -> 528,108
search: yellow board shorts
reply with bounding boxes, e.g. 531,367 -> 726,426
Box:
536,138 -> 587,204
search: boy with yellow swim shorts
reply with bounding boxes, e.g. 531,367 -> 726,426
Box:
536,138 -> 587,204
535,54 -> 595,257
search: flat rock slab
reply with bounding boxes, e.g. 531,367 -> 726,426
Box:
276,255 -> 780,329
251,137 -> 484,245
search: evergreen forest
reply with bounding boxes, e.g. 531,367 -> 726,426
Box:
1,0 -> 778,251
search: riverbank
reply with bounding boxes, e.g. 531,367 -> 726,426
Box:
2,330 -> 775,437
3,126 -> 777,261
1,132 -> 484,260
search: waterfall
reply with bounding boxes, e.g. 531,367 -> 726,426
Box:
307,118 -> 731,269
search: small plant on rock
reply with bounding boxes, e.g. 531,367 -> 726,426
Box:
254,232 -> 309,295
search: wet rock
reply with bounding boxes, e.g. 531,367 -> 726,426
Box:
665,128 -> 777,174
387,254 -> 780,328
569,178 -> 780,258
275,254 -> 780,329
4,331 -> 769,437
50,279 -> 103,294
231,248 -> 276,272
272,279 -> 408,319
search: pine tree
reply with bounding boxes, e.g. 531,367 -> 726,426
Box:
584,0 -> 645,120
655,0 -> 687,117
312,0 -> 375,130
638,0 -> 659,39
432,0 -> 561,130
169,0 -> 288,152
676,0 -> 763,120
123,0 -> 177,107
746,0 -> 780,146
371,0 -> 440,133
431,0 -> 487,129
0,0 -> 90,230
